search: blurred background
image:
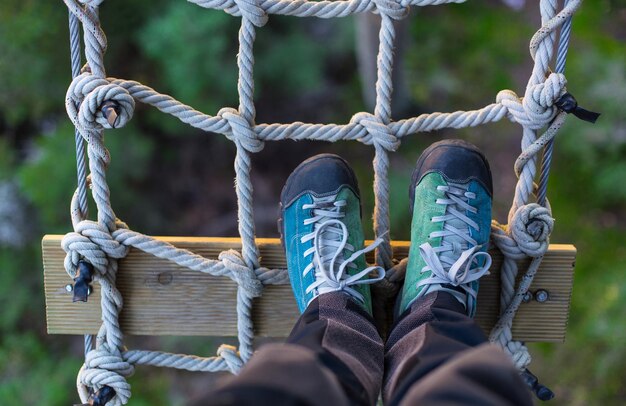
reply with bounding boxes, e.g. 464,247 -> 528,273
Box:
1,0 -> 625,404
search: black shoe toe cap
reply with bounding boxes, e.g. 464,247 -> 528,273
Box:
410,139 -> 493,209
280,154 -> 360,208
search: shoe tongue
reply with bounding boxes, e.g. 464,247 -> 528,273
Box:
314,202 -> 346,272
317,222 -> 344,268
439,182 -> 469,268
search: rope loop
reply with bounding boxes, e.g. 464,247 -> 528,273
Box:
218,249 -> 263,297
67,72 -> 135,133
78,343 -> 134,405
218,107 -> 265,153
233,0 -> 268,27
351,112 -> 400,151
372,0 -> 409,20
496,73 -> 567,130
216,344 -> 245,374
509,203 -> 554,258
79,83 -> 135,130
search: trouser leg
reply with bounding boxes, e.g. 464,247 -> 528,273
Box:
383,291 -> 533,406
193,291 -> 384,406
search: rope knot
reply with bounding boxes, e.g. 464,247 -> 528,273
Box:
505,340 -> 531,370
522,73 -> 567,129
496,73 -> 567,130
78,344 -> 134,405
351,112 -> 400,151
218,107 -> 265,153
67,72 -> 135,133
232,0 -> 268,27
509,203 -> 554,258
62,220 -> 129,277
372,0 -> 409,20
218,249 -> 263,297
216,344 -> 245,374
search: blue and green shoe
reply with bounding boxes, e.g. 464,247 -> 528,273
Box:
399,140 -> 493,317
279,154 -> 385,315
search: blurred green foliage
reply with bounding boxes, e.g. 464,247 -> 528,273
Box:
1,0 -> 625,404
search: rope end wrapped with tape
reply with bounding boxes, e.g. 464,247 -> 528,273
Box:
555,92 -> 601,123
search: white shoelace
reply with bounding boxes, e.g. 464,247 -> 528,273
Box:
416,184 -> 492,305
300,195 -> 385,306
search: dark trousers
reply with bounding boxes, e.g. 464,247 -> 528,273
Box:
193,291 -> 533,405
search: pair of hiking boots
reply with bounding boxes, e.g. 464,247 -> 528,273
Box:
279,140 -> 493,319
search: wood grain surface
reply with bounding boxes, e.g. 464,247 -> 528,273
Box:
43,235 -> 575,342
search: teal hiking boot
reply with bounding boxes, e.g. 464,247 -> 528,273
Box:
279,154 -> 385,314
399,140 -> 493,317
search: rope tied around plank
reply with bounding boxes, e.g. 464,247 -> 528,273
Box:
489,202 -> 555,370
59,0 -> 595,403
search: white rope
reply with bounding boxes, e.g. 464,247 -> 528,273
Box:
123,344 -> 244,373
60,0 -> 584,403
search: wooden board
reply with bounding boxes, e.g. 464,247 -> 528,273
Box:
43,235 -> 575,342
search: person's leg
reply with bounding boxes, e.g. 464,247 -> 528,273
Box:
383,291 -> 532,405
396,342 -> 533,405
284,291 -> 384,405
384,140 -> 532,405
192,154 -> 385,405
201,291 -> 382,406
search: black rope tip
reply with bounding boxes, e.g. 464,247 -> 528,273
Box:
536,385 -> 556,401
90,386 -> 116,406
556,92 -> 601,124
521,368 -> 555,401
72,261 -> 93,303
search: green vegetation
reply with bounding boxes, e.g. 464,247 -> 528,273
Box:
0,0 -> 624,404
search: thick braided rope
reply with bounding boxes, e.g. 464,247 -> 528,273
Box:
364,12 -> 402,332
191,0 -> 456,18
93,76 -> 549,142
61,0 -> 583,403
229,14 -> 264,361
370,13 -> 400,270
123,345 -> 244,373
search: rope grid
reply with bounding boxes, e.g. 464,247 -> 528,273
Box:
61,0 -> 585,404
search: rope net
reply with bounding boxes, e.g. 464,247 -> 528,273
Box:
61,0 -> 583,404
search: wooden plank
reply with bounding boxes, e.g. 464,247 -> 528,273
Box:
43,235 -> 575,342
